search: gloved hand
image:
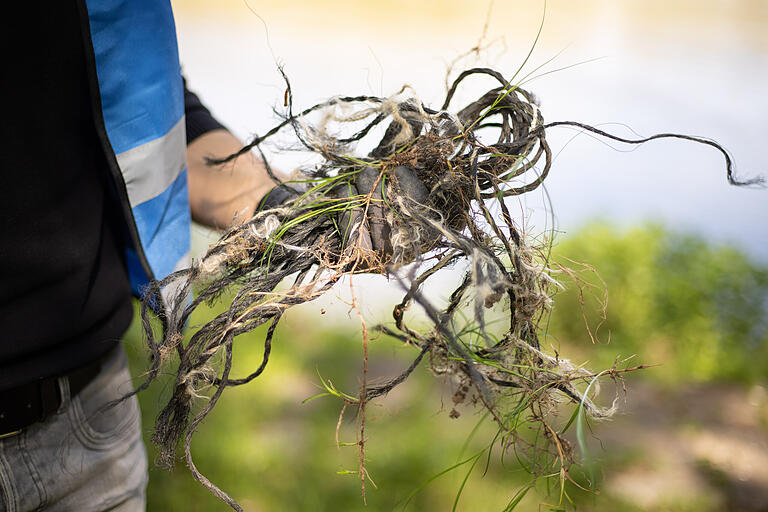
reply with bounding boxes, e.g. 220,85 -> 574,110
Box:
255,183 -> 301,212
255,165 -> 430,268
335,165 -> 430,266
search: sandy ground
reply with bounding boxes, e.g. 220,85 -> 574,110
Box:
584,381 -> 768,511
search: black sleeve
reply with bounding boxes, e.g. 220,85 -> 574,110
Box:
183,77 -> 227,144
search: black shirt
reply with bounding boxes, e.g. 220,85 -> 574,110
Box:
0,1 -> 225,391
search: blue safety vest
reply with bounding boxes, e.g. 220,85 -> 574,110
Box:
82,0 -> 190,298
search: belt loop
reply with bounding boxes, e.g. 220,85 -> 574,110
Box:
38,378 -> 60,420
56,377 -> 71,414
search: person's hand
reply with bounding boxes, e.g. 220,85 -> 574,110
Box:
187,130 -> 276,229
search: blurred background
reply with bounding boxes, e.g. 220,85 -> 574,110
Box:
122,1 -> 768,510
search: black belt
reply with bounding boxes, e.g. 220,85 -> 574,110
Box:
0,356 -> 105,439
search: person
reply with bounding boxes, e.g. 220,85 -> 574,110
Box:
0,2 -> 275,510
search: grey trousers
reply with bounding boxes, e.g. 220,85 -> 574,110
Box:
0,347 -> 147,511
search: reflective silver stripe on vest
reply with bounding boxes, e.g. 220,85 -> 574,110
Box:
117,117 -> 187,207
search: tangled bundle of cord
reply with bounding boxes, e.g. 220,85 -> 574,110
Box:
136,67 -> 755,510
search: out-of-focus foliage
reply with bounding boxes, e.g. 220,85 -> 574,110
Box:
122,222 -> 768,511
124,318 -> 529,511
547,222 -> 768,384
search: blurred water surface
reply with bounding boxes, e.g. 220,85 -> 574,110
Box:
173,0 -> 767,255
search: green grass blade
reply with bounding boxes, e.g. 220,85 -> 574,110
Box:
503,484 -> 532,511
451,452 -> 483,512
576,371 -> 607,488
398,449 -> 486,511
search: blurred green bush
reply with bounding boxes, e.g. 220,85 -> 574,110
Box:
547,222 -> 768,384
122,222 -> 768,511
